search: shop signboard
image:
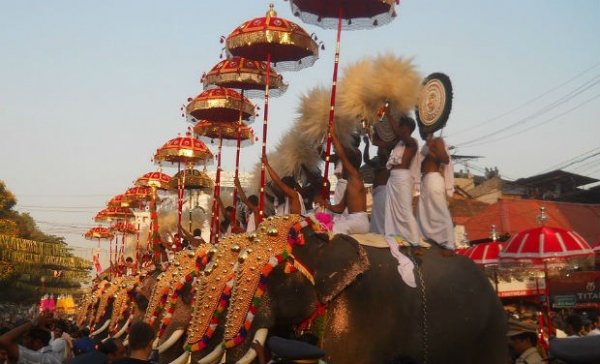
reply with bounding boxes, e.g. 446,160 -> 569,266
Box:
547,271 -> 600,309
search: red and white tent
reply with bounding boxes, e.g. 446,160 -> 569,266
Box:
499,226 -> 594,267
463,241 -> 502,266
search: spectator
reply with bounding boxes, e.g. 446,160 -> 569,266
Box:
112,322 -> 154,364
50,320 -> 72,364
0,311 -> 61,364
72,328 -> 95,356
69,338 -> 125,364
565,314 -> 583,337
507,319 -> 544,364
588,313 -> 600,336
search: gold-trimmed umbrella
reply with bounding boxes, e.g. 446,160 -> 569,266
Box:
134,171 -> 172,264
193,120 -> 256,147
123,186 -> 153,205
225,4 -> 319,221
84,226 -> 114,276
94,207 -> 134,222
186,87 -> 255,123
288,0 -> 398,198
167,169 -> 214,191
192,120 -> 256,241
201,56 -> 287,228
202,56 -> 287,98
134,171 -> 172,190
153,133 -> 214,167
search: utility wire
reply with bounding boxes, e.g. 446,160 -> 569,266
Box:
449,61 -> 600,137
456,92 -> 600,149
456,76 -> 600,147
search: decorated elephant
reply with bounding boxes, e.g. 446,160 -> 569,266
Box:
108,275 -> 144,340
89,278 -> 122,341
204,215 -> 508,364
145,247 -> 211,364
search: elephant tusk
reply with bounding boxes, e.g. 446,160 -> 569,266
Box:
123,336 -> 129,347
90,319 -> 110,337
168,351 -> 191,364
112,317 -> 132,339
152,337 -> 160,350
197,343 -> 224,364
235,328 -> 268,364
158,329 -> 185,354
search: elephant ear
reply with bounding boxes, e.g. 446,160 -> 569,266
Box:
313,234 -> 370,304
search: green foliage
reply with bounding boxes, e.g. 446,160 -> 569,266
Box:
0,180 -> 91,303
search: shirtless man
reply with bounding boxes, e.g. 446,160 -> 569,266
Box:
316,128 -> 369,235
383,110 -> 423,246
363,135 -> 390,234
263,156 -> 305,215
417,133 -> 455,249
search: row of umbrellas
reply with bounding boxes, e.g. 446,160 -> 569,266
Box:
82,1 -> 402,276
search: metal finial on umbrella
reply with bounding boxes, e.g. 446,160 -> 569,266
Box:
490,224 -> 498,242
537,206 -> 548,226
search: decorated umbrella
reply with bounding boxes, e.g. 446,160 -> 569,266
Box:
154,133 -> 213,246
464,242 -> 502,266
225,4 -> 319,221
94,206 -> 134,275
185,86 -> 255,243
288,0 -> 398,197
499,207 -> 594,341
84,226 -> 114,275
193,120 -> 256,242
123,185 -> 154,265
201,56 -> 287,228
135,171 -> 172,264
167,168 -> 213,233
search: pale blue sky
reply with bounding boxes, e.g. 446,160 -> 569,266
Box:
1,1 -> 599,257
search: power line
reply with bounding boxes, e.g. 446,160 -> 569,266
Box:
455,75 -> 600,147
456,92 -> 600,149
541,146 -> 600,173
448,61 -> 600,137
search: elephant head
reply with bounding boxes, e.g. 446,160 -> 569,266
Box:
108,275 -> 142,339
220,215 -> 508,364
174,235 -> 254,364
90,278 -> 122,340
154,246 -> 211,364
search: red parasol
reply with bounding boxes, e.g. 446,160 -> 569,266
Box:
499,226 -> 594,267
202,57 -> 287,98
226,4 -> 319,222
107,194 -> 126,208
94,206 -> 133,222
135,171 -> 171,263
463,242 -> 502,266
201,56 -> 287,230
193,119 -> 256,242
84,226 -> 114,240
153,132 -> 214,167
123,186 -> 152,205
499,209 -> 594,338
288,0 -> 398,197
186,87 -> 255,123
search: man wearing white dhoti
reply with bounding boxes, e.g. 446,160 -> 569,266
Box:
416,134 -> 455,249
362,136 -> 390,234
316,128 -> 369,235
383,115 -> 423,246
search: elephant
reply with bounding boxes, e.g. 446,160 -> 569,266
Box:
90,278 -> 122,341
213,215 -> 507,364
153,247 -> 211,364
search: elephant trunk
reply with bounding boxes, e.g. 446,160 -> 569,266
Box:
235,328 -> 268,364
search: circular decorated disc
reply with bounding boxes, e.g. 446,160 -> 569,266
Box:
416,73 -> 453,135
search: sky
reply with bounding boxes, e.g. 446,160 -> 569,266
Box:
1,1 -> 599,260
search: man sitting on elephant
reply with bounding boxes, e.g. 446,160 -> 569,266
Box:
316,127 -> 369,235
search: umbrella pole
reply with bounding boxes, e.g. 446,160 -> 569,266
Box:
176,162 -> 183,246
150,187 -> 161,268
543,262 -> 554,335
321,8 -> 344,199
210,136 -> 223,244
188,190 -> 193,234
258,52 -> 271,222
108,235 -> 113,279
232,89 -> 244,229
